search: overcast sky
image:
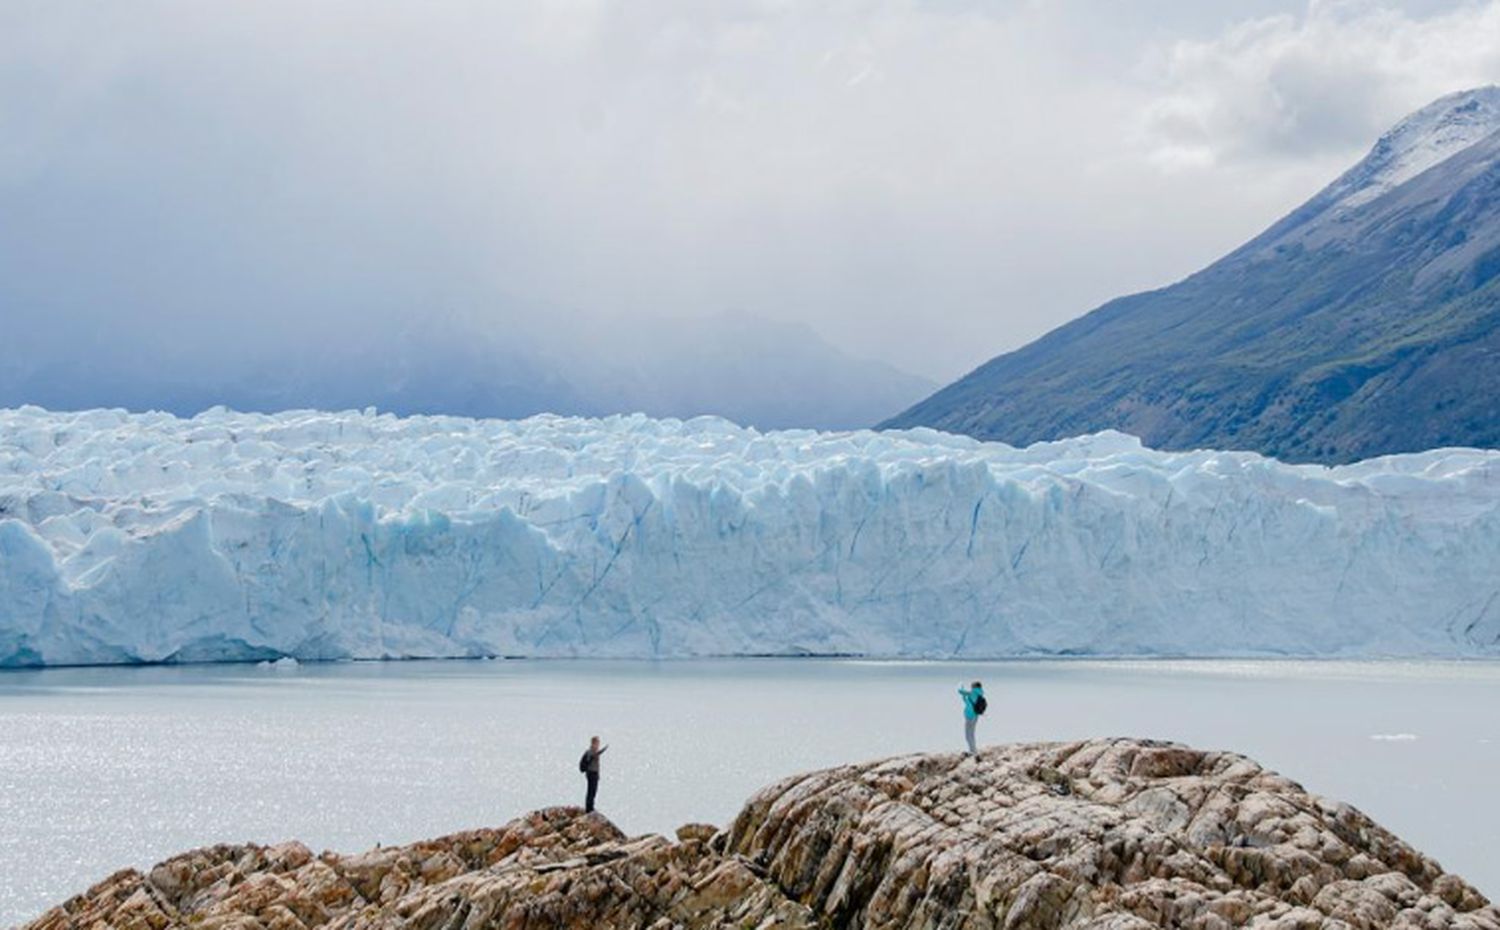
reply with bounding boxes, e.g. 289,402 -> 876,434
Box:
6,0 -> 1500,382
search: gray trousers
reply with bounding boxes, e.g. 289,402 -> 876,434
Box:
964,716 -> 977,754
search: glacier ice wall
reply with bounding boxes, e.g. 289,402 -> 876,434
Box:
1,406 -> 1498,666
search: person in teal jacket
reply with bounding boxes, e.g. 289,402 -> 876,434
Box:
958,681 -> 985,754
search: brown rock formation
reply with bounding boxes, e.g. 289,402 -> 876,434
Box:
23,739 -> 1500,930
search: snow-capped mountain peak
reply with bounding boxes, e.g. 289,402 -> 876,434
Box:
1325,86 -> 1500,212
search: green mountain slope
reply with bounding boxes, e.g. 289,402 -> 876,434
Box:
883,89 -> 1500,463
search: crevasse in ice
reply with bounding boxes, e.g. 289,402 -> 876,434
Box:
2,406 -> 1498,665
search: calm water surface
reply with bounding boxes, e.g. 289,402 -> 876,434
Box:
2,658 -> 1498,924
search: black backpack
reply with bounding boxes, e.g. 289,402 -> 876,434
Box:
578,752 -> 590,773
973,694 -> 987,715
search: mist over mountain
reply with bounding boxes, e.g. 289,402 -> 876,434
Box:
885,87 -> 1500,462
0,304 -> 932,431
541,312 -> 937,431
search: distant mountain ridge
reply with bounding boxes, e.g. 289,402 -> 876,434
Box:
884,87 -> 1500,462
0,309 -> 933,432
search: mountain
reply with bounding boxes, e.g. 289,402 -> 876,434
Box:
543,312 -> 937,431
883,87 -> 1500,463
0,308 -> 933,431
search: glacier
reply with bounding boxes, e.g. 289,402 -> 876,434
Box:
1,406 -> 1498,666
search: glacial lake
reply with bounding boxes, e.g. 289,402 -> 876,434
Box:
2,658 -> 1498,924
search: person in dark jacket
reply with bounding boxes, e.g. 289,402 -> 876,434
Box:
958,681 -> 985,754
580,735 -> 608,813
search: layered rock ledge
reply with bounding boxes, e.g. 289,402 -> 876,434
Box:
25,739 -> 1499,930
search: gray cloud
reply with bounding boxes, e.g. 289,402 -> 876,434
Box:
3,0 -> 1499,397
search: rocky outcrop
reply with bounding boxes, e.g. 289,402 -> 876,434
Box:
726,739 -> 1498,929
24,739 -> 1500,930
21,809 -> 812,930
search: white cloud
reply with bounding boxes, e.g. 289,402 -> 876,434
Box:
1142,0 -> 1500,169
